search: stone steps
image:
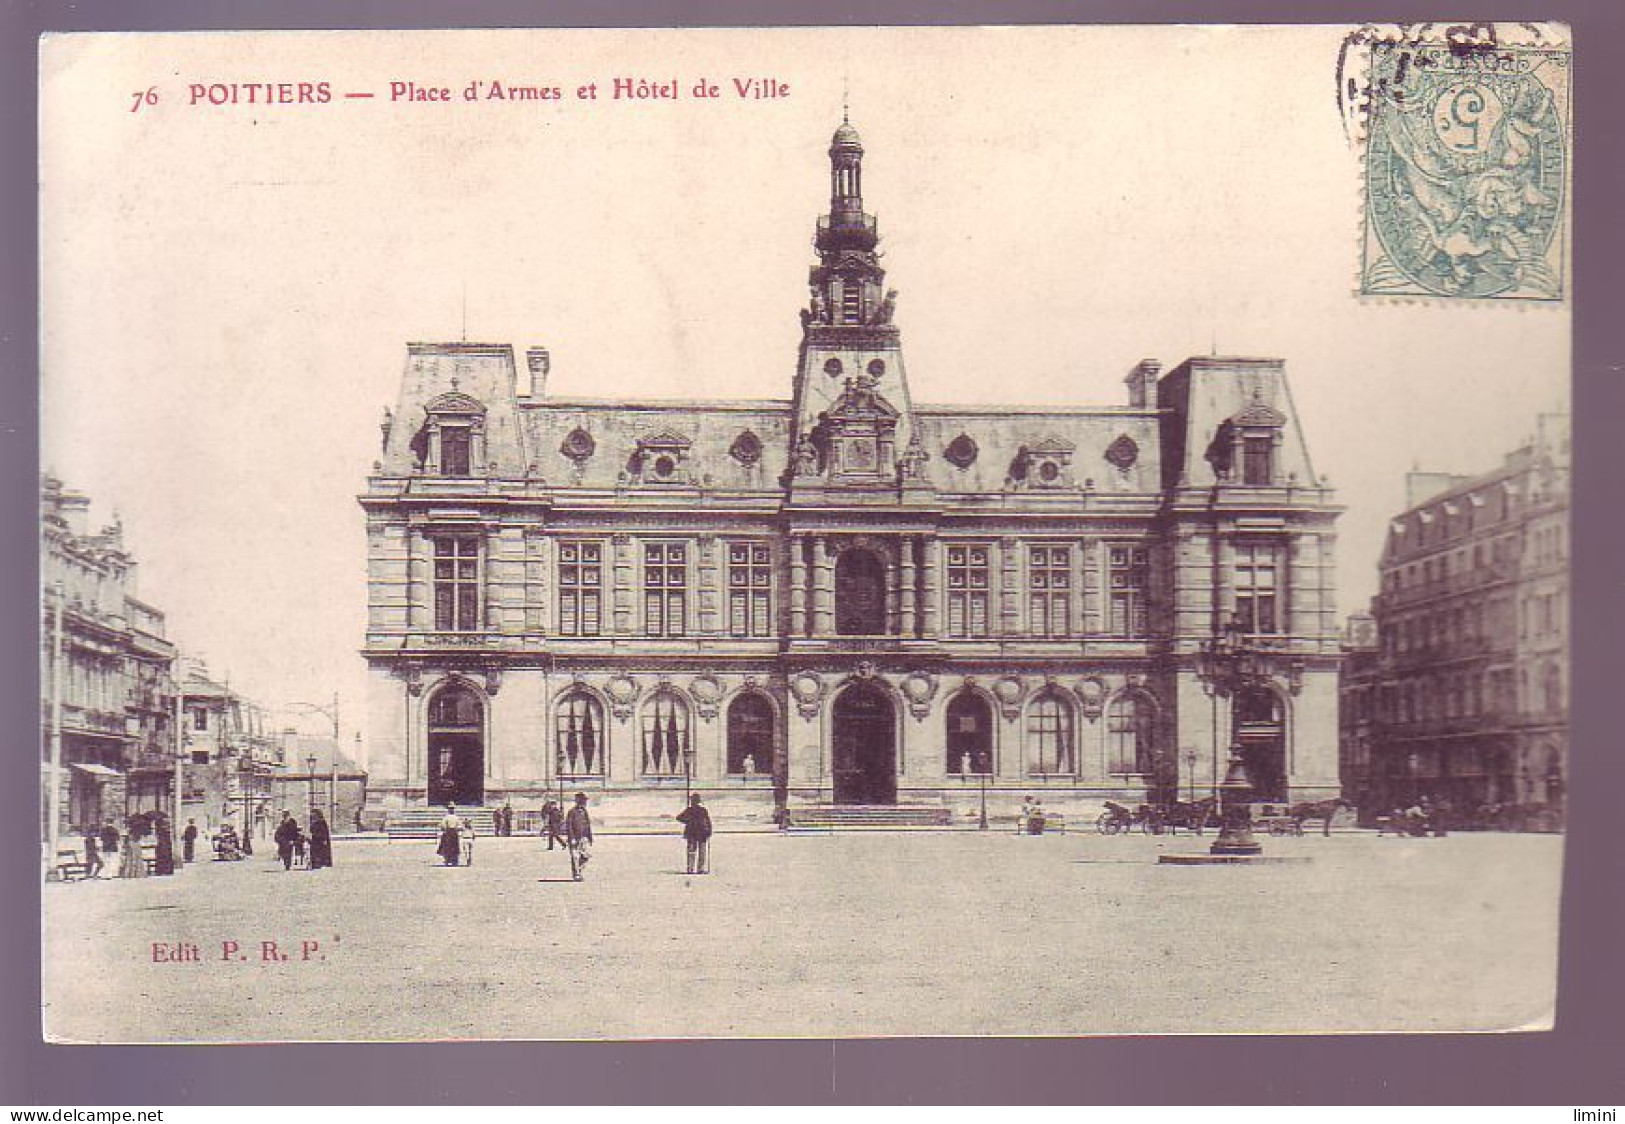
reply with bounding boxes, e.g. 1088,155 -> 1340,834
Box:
786,804 -> 954,830
384,808 -> 498,840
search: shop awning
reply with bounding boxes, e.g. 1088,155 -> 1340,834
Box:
69,763 -> 123,778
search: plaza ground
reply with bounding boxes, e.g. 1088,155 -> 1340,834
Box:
42,829 -> 1561,1041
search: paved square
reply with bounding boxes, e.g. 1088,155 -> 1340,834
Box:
42,830 -> 1561,1041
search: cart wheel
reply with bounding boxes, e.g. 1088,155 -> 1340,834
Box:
1095,812 -> 1113,835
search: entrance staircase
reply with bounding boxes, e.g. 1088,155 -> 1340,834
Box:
786,804 -> 954,831
384,806 -> 498,840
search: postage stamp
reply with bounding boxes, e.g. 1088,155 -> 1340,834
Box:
1359,37 -> 1572,302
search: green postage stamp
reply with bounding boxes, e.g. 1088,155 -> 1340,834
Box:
1360,35 -> 1572,302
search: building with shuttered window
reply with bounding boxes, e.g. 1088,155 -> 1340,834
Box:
358,121 -> 1344,826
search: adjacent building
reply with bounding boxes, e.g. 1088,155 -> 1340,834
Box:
175,667 -> 285,839
40,475 -> 176,845
359,121 -> 1345,825
1342,415 -> 1569,823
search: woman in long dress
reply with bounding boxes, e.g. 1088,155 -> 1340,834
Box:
307,810 -> 333,869
118,818 -> 146,878
435,804 -> 462,866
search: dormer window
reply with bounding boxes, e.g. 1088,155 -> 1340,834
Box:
422,390 -> 488,477
1221,396 -> 1286,487
1242,435 -> 1272,486
632,431 -> 693,485
1011,437 -> 1076,490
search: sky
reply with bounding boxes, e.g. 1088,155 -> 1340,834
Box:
39,27 -> 1569,751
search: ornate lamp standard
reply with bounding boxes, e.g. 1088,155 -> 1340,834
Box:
1184,749 -> 1197,804
683,744 -> 696,804
305,753 -> 318,820
1196,614 -> 1263,857
978,750 -> 990,830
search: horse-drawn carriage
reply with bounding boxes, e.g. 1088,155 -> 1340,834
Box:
1096,798 -> 1218,835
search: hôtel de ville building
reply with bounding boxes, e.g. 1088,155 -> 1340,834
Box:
358,120 -> 1344,827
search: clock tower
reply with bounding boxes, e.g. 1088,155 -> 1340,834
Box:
788,117 -> 921,493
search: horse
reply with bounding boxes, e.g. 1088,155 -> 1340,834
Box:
1285,797 -> 1352,837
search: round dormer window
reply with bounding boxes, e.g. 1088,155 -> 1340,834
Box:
867,359 -> 886,377
1039,461 -> 1061,483
653,455 -> 677,480
824,358 -> 844,377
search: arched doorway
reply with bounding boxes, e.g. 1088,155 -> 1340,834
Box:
427,682 -> 485,806
727,692 -> 775,776
1233,686 -> 1286,803
832,682 -> 896,804
835,549 -> 887,635
945,691 -> 992,775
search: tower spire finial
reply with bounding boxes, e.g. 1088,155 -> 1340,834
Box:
842,76 -> 849,124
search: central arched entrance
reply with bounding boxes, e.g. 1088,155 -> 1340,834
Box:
832,682 -> 896,804
427,681 -> 485,806
1233,686 -> 1286,803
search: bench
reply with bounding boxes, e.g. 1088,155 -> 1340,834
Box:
54,849 -> 89,881
993,813 -> 1068,835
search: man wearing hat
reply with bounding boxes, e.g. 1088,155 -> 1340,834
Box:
564,793 -> 593,881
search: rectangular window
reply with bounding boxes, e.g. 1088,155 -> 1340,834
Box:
946,544 -> 991,638
440,427 -> 471,476
643,541 -> 688,637
557,540 -> 602,637
1107,543 -> 1150,637
192,707 -> 207,731
433,537 -> 481,631
1027,544 -> 1072,637
727,542 -> 773,638
1242,436 -> 1273,486
1234,542 -> 1281,634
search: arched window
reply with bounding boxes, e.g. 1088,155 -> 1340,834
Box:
1543,665 -> 1563,714
556,691 -> 604,776
726,692 -> 775,776
835,549 -> 887,635
1026,691 -> 1074,776
945,691 -> 993,775
641,691 -> 691,777
1107,693 -> 1156,775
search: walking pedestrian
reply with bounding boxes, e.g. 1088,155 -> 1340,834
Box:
308,809 -> 333,869
565,793 -> 593,881
676,794 -> 712,875
118,818 -> 146,879
436,804 -> 462,866
152,812 -> 175,876
274,811 -> 300,871
181,819 -> 199,864
460,812 -> 476,866
82,828 -> 104,879
542,800 -> 566,850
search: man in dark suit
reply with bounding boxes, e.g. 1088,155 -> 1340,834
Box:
676,795 -> 713,875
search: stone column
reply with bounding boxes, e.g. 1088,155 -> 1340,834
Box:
697,535 -> 721,634
885,545 -> 902,636
788,535 -> 808,637
612,534 -> 634,634
921,538 -> 941,638
999,536 -> 1020,637
407,528 -> 430,631
812,536 -> 835,635
900,536 -> 918,637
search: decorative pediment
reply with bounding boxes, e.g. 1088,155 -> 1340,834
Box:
425,391 -> 487,416
1027,436 -> 1076,456
637,430 -> 693,452
826,375 -> 900,423
1231,401 -> 1286,428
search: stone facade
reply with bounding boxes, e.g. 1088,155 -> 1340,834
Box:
40,476 -> 176,848
1342,415 -> 1569,824
359,121 -> 1344,826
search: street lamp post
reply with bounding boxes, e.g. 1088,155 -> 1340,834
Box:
286,694 -> 340,827
1197,614 -> 1264,856
683,745 -> 695,804
1184,749 -> 1197,805
306,753 -> 318,819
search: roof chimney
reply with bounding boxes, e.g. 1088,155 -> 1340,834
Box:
525,347 -> 550,397
1125,359 -> 1162,408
